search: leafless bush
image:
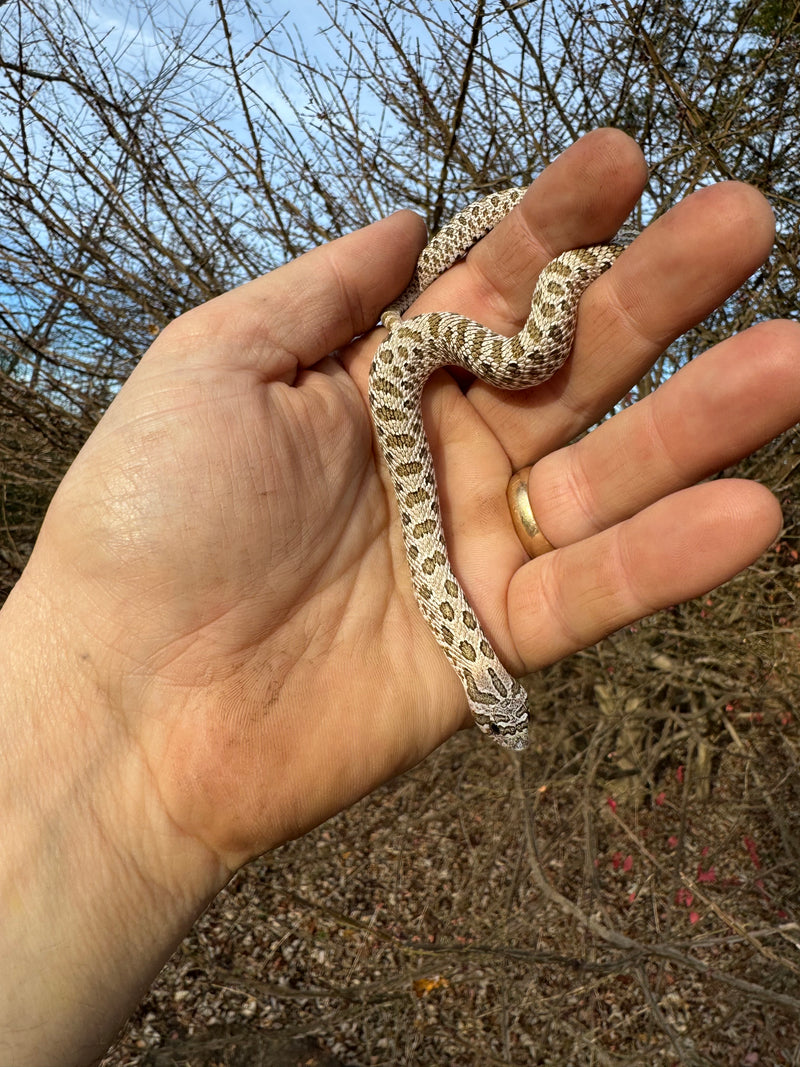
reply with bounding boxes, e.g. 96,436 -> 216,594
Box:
2,0 -> 799,1061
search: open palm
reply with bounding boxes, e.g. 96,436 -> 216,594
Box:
23,129 -> 796,867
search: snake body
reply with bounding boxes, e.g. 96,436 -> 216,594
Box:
368,188 -> 624,749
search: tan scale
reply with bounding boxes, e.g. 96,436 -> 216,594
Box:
368,187 -> 627,749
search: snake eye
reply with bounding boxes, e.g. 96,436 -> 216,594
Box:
489,723 -> 500,735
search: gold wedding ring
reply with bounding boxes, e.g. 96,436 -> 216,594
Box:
507,467 -> 555,559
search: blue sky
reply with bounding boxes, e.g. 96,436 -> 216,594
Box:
83,0 -> 338,116
78,1 -> 455,137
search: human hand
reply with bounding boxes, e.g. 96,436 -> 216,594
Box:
9,129 -> 798,868
5,126 -> 800,1065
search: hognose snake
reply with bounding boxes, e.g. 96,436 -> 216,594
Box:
368,188 -> 627,749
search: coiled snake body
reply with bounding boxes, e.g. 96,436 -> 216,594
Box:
368,188 -> 625,750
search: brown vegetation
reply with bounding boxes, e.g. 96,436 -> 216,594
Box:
2,0 -> 799,1062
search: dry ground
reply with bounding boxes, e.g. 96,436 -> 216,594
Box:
100,595 -> 800,1066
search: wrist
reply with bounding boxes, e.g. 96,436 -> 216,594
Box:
0,568 -> 228,1066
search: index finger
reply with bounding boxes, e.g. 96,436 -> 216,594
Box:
341,129 -> 647,397
398,127 -> 646,328
472,174 -> 775,466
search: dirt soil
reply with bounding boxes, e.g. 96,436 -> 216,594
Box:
101,624 -> 800,1066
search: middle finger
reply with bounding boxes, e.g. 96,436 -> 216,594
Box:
526,318 -> 800,547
